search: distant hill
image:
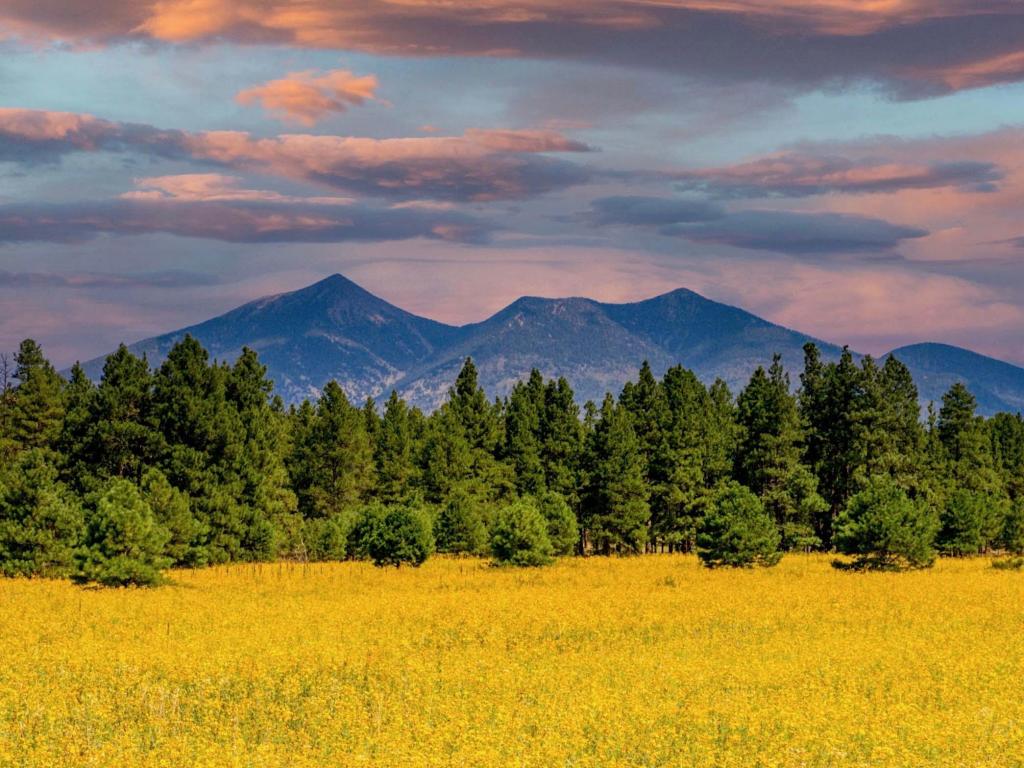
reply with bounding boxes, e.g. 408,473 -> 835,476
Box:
80,274 -> 1024,416
888,343 -> 1024,415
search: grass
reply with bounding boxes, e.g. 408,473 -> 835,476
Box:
1,555 -> 1022,767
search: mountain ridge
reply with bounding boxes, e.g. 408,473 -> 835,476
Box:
80,274 -> 1024,416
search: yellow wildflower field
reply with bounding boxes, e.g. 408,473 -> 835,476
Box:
1,555 -> 1022,767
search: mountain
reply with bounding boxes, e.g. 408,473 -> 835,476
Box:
887,343 -> 1024,415
80,274 -> 1024,416
82,274 -> 459,403
392,290 -> 844,407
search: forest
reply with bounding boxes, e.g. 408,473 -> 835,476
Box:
0,336 -> 1022,585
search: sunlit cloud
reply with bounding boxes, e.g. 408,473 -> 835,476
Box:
236,69 -> 380,126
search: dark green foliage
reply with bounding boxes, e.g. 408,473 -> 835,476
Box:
938,489 -> 1006,556
302,516 -> 350,561
582,394 -> 650,554
435,492 -> 488,555
1001,499 -> 1024,555
736,356 -> 825,551
0,449 -> 84,577
74,478 -> 172,587
696,482 -> 781,569
834,476 -> 939,570
490,498 -> 554,567
536,490 -> 578,556
140,468 -> 204,566
2,335 -> 1022,584
362,502 -> 435,568
8,340 -> 65,452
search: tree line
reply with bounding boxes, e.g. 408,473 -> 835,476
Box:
0,336 -> 1021,585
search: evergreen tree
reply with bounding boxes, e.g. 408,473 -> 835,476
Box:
434,491 -> 488,555
8,340 -> 64,452
539,377 -> 582,504
85,345 -> 159,484
0,449 -> 83,577
620,362 -> 671,548
583,394 -> 649,554
834,476 -> 939,570
74,478 -> 171,587
375,391 -> 418,501
357,502 -> 435,568
938,489 -> 1006,556
504,370 -> 546,496
736,356 -> 824,549
140,468 -> 204,566
490,498 -> 554,567
697,481 -> 781,568
292,381 -> 375,519
536,490 -> 578,556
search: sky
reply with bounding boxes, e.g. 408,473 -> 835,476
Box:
1,1 -> 1023,368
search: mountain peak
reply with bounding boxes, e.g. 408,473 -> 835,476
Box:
79,273 -> 1024,415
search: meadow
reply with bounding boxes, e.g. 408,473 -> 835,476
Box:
1,555 -> 1022,768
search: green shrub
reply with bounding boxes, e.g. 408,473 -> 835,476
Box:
490,498 -> 554,567
697,482 -> 781,568
834,476 -> 939,571
351,502 -> 434,568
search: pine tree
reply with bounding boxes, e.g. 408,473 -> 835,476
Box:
293,381 -> 375,519
435,491 -> 488,555
0,449 -> 84,577
536,490 -> 578,556
75,478 -> 171,587
375,391 -> 419,502
85,345 -> 160,484
490,498 -> 554,567
227,349 -> 298,554
539,377 -> 582,504
504,370 -> 546,496
8,340 -> 64,452
697,481 -> 781,568
583,394 -> 650,554
140,468 -> 204,566
834,476 -> 939,570
736,356 -> 824,550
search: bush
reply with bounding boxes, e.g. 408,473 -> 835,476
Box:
74,479 -> 172,587
490,498 -> 554,567
435,492 -> 488,555
834,476 -> 939,571
697,482 -> 781,568
351,502 -> 434,568
536,491 -> 578,556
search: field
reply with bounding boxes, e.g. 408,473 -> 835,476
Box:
1,556 -> 1022,768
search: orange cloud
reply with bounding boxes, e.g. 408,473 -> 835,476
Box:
236,70 -> 380,126
3,2 -> 1024,94
120,174 -> 355,204
0,109 -> 593,201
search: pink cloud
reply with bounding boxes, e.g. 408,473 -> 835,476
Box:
236,69 -> 380,126
4,2 -> 1024,94
0,109 -> 593,201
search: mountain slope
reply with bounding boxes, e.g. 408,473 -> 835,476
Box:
81,274 -> 461,403
79,274 -> 1024,416
886,343 -> 1024,415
